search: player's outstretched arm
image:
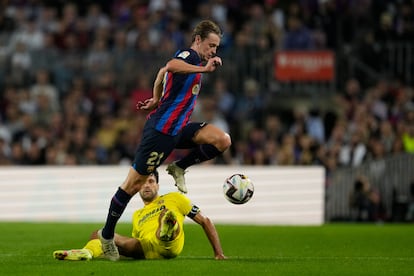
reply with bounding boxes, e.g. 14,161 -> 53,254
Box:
192,212 -> 227,260
166,57 -> 221,74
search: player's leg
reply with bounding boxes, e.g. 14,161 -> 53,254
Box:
167,123 -> 231,193
53,230 -> 101,261
154,209 -> 185,259
99,167 -> 148,261
156,209 -> 180,241
177,123 -> 231,167
53,248 -> 93,261
114,234 -> 146,259
80,233 -> 144,260
99,126 -> 172,260
100,145 -> 155,260
54,233 -> 145,261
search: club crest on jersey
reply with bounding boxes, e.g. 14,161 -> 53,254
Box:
177,51 -> 190,59
192,84 -> 200,95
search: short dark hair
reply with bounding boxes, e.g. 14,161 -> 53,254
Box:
151,170 -> 159,183
191,20 -> 222,42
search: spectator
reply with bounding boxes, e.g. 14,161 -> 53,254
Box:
85,3 -> 111,31
349,175 -> 385,222
378,120 -> 396,154
32,93 -> 56,126
366,137 -> 387,183
306,108 -> 325,144
296,134 -> 315,165
95,115 -> 118,151
9,141 -> 25,164
365,82 -> 389,121
375,12 -> 396,43
340,78 -> 363,120
30,69 -> 60,112
338,130 -> 367,167
405,180 -> 414,222
84,38 -> 113,80
277,133 -> 296,165
402,113 -> 414,153
30,31 -> 59,73
8,16 -> 44,52
129,73 -> 153,113
245,126 -> 267,165
211,77 -> 235,123
2,88 -> 23,140
111,29 -> 135,86
36,6 -> 59,33
53,32 -> 84,92
0,136 -> 10,161
9,41 -> 32,85
282,15 -> 314,50
234,78 -> 265,140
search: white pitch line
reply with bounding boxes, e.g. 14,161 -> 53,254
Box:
179,256 -> 414,261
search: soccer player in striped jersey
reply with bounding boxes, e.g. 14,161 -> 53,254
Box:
98,20 -> 231,260
53,171 -> 226,261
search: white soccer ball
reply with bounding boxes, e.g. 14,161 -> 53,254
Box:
223,174 -> 254,204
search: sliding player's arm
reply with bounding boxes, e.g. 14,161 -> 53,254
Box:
190,209 -> 227,260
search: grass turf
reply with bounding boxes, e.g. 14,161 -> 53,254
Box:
0,223 -> 413,275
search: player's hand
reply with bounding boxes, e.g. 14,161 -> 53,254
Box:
215,253 -> 227,260
137,98 -> 158,111
205,56 -> 222,72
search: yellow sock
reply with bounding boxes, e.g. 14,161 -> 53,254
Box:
83,239 -> 103,258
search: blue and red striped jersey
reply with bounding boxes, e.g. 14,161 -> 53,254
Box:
147,49 -> 202,135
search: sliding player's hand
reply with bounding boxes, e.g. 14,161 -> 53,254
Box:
215,253 -> 228,260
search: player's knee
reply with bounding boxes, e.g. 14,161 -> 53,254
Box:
217,132 -> 231,152
122,172 -> 147,195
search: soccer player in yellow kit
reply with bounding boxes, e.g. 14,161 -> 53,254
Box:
53,170 -> 226,260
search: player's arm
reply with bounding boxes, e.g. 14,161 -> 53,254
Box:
152,66 -> 167,102
190,210 -> 227,260
166,57 -> 222,74
139,66 -> 167,111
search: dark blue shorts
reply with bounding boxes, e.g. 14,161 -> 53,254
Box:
132,122 -> 207,175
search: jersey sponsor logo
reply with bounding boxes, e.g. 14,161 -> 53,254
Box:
138,205 -> 166,225
192,84 -> 200,95
177,51 -> 190,59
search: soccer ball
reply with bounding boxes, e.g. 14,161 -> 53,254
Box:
223,174 -> 254,204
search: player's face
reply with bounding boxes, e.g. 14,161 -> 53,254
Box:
139,174 -> 159,203
196,33 -> 220,62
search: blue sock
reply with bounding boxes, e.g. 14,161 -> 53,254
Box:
176,144 -> 222,169
102,187 -> 132,239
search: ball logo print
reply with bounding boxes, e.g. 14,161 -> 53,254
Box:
223,174 -> 254,204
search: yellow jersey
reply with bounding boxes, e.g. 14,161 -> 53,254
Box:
131,192 -> 199,259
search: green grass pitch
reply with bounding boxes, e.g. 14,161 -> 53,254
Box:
0,223 -> 413,275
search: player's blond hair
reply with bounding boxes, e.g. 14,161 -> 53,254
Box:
191,20 -> 222,42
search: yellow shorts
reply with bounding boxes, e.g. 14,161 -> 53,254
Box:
140,234 -> 184,259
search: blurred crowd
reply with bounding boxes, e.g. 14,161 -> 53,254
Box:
0,0 -> 414,176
